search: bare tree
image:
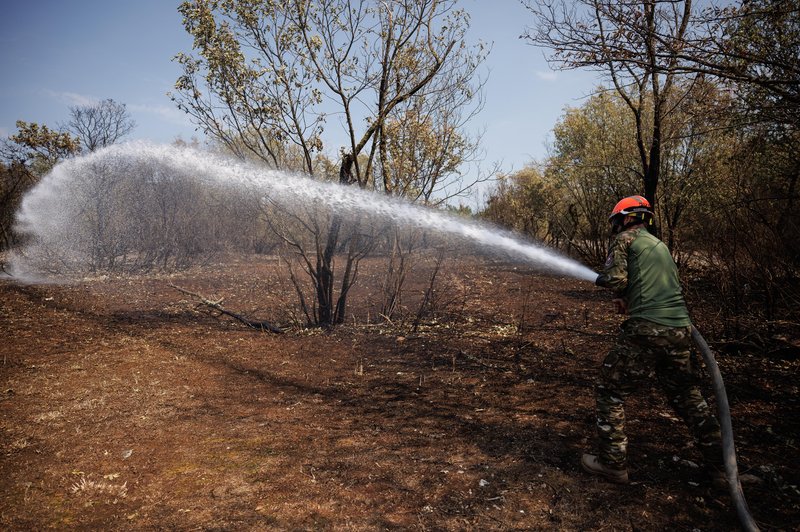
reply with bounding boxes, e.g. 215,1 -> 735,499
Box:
65,99 -> 136,152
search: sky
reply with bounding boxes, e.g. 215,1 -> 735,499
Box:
0,0 -> 600,203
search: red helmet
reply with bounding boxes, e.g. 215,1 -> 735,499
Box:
609,195 -> 652,220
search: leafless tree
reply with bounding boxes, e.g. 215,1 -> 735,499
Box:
65,99 -> 136,152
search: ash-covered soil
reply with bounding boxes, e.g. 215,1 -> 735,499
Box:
1,255 -> 798,530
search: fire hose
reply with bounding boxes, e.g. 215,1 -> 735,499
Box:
691,326 -> 759,532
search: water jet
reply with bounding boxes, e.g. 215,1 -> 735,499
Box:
9,142 -> 597,283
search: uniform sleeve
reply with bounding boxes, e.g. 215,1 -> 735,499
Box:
595,233 -> 631,294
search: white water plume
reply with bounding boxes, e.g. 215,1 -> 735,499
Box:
9,142 -> 598,283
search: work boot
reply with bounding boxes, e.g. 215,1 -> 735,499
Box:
581,453 -> 629,484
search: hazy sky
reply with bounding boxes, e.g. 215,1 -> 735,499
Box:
0,0 -> 599,198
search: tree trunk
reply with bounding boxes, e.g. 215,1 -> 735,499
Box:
315,151 -> 361,326
317,216 -> 340,326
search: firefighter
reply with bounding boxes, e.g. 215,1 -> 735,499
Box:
582,195 -> 723,484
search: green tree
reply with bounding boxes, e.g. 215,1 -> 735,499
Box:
522,0 -> 700,209
0,122 -> 80,250
654,79 -> 736,258
380,100 -> 477,203
683,0 -> 800,130
5,121 -> 81,175
544,92 -> 640,265
666,0 -> 800,322
486,87 -> 733,267
481,166 -> 556,242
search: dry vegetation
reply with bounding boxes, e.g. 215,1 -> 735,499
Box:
1,255 -> 798,530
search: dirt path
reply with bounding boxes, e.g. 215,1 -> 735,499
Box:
1,257 -> 797,530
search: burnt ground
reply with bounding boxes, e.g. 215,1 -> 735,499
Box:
1,254 -> 798,530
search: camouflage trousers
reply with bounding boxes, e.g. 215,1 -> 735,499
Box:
595,318 -> 723,470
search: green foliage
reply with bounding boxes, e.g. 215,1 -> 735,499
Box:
484,78 -> 798,328
174,0 -> 324,172
6,121 -> 80,175
445,203 -> 473,217
545,91 -> 641,265
677,0 -> 800,325
381,103 -> 473,203
699,124 -> 800,326
172,0 -> 485,189
0,122 -> 80,250
654,80 -> 737,258
481,166 -> 555,242
522,0 -> 701,205
483,83 -> 751,268
701,0 -> 800,129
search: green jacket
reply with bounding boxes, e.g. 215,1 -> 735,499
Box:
596,226 -> 691,327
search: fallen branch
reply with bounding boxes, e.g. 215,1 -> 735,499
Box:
169,283 -> 284,334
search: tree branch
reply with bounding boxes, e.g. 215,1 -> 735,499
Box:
169,283 -> 284,333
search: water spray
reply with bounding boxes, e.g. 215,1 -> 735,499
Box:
9,142 -> 597,283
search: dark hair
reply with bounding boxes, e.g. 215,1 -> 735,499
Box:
611,211 -> 653,233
